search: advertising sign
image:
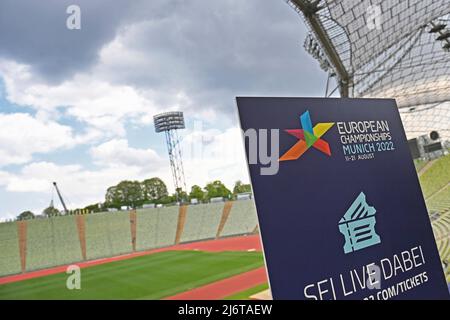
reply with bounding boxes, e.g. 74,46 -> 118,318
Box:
236,97 -> 449,300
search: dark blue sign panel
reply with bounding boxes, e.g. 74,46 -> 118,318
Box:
236,97 -> 449,300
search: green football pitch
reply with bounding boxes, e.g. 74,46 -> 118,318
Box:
0,250 -> 264,300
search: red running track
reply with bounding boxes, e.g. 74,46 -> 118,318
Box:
0,235 -> 263,285
165,267 -> 267,300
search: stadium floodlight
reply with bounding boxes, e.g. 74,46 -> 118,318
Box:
154,111 -> 185,132
436,32 -> 450,41
304,33 -> 331,73
154,112 -> 186,200
429,24 -> 446,33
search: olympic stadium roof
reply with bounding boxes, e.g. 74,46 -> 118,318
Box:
287,0 -> 450,140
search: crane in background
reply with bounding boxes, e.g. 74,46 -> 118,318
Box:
52,182 -> 68,215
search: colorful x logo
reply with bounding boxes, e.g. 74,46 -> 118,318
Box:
279,111 -> 335,161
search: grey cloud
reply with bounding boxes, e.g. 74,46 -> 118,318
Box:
0,0 -> 328,120
0,0 -> 138,82
98,0 -> 328,118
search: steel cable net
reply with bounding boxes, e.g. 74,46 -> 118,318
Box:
399,102 -> 450,141
288,0 -> 450,140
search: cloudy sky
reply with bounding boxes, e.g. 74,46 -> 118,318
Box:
0,0 -> 327,220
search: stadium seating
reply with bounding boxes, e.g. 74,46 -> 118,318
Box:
427,187 -> 450,215
26,216 -> 83,271
420,155 -> 450,282
0,222 -> 21,276
48,215 -> 83,267
221,200 -> 258,237
135,206 -> 178,250
85,212 -> 132,260
153,207 -> 179,247
1,171 -> 448,282
436,237 -> 450,282
180,202 -> 223,243
135,209 -> 159,251
414,159 -> 427,173
26,219 -> 54,270
420,155 -> 450,198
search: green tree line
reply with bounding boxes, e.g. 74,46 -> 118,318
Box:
15,178 -> 252,220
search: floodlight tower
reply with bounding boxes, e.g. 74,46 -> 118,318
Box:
154,111 -> 187,200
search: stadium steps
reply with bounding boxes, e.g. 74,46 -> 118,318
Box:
175,205 -> 188,244
216,201 -> 233,239
221,200 -> 258,237
75,215 -> 87,260
418,159 -> 436,177
129,210 -> 137,251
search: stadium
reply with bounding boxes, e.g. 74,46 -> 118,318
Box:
0,0 -> 449,300
0,152 -> 448,299
0,199 -> 266,299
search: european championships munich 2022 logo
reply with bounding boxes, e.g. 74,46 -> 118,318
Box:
277,111 -> 382,254
279,110 -> 335,161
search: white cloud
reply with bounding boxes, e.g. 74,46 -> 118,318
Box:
0,124 -> 250,216
0,161 -> 150,211
90,138 -> 163,168
0,0 -> 315,218
181,125 -> 250,190
0,113 -> 79,167
0,59 -> 162,137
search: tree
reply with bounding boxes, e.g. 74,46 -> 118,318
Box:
174,187 -> 188,203
105,186 -> 121,209
142,178 -> 168,203
105,181 -> 144,209
157,194 -> 175,205
84,203 -> 103,213
17,211 -> 35,221
233,180 -> 252,195
43,206 -> 60,217
116,180 -> 144,208
189,185 -> 205,202
204,180 -> 232,200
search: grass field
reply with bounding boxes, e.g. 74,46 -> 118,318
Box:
0,250 -> 264,300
